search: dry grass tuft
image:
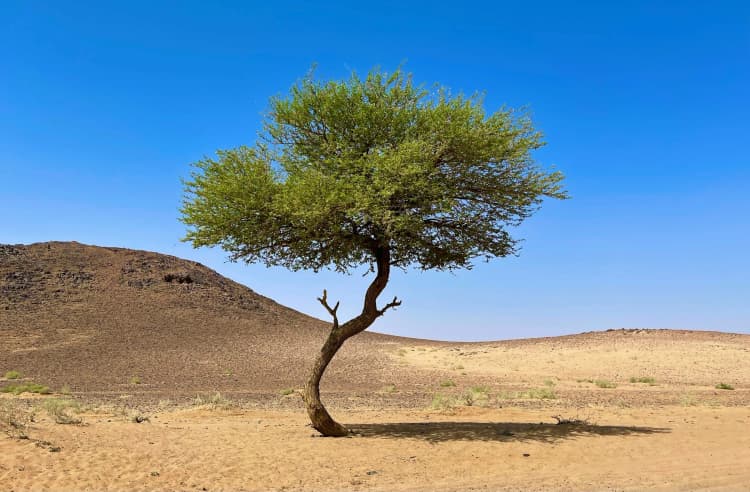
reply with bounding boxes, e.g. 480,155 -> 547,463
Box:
42,398 -> 83,425
194,392 -> 235,409
630,376 -> 656,384
430,393 -> 459,412
594,380 -> 617,389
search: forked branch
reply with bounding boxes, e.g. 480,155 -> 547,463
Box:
377,296 -> 401,317
317,289 -> 340,328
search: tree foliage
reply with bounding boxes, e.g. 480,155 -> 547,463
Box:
181,68 -> 567,274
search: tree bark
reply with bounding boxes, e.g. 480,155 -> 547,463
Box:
303,246 -> 400,436
302,331 -> 349,436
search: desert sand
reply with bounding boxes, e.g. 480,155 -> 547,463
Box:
2,242 -> 749,491
2,403 -> 749,492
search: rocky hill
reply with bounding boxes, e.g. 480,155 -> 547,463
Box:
0,242 -> 407,400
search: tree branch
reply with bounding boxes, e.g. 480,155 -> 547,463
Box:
377,296 -> 402,317
317,289 -> 340,329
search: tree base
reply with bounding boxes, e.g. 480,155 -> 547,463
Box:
304,392 -> 349,437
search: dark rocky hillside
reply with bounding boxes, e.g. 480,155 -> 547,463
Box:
0,242 -> 411,401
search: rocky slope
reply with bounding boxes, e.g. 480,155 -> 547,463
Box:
0,242 -> 409,399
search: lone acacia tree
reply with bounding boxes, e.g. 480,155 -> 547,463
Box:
180,68 -> 567,436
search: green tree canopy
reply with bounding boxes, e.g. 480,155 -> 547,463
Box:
181,67 -> 567,436
181,69 -> 566,274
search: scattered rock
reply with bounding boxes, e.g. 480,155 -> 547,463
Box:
164,272 -> 194,284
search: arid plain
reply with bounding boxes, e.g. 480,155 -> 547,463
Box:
2,242 -> 748,491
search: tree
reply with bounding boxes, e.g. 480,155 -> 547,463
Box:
180,67 -> 567,436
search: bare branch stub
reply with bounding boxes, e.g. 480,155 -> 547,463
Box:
317,289 -> 340,328
377,296 -> 402,317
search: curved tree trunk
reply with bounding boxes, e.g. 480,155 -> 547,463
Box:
302,246 -> 400,436
303,331 -> 349,436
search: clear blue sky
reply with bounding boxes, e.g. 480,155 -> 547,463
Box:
2,1 -> 748,340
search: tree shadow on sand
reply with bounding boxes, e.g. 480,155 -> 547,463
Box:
347,421 -> 670,444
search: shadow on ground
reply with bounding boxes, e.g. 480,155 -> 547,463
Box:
348,421 -> 670,443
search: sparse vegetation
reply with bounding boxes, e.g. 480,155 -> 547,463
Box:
397,349 -> 407,357
0,399 -> 35,439
157,399 -> 173,410
42,398 -> 83,425
103,405 -> 132,419
630,376 -> 656,384
577,378 -> 594,383
280,388 -> 296,396
59,384 -> 72,395
497,387 -> 557,400
521,387 -> 557,399
129,376 -> 142,385
381,384 -> 397,393
715,383 -> 735,390
594,380 -> 617,389
439,379 -> 456,387
543,379 -> 557,387
4,370 -> 22,380
497,390 -> 520,400
463,386 -> 490,407
430,393 -> 459,411
194,392 -> 234,409
1,382 -> 51,395
679,393 -> 698,406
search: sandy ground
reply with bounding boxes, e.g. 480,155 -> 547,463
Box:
2,403 -> 749,492
2,329 -> 749,491
2,329 -> 750,491
384,329 -> 750,408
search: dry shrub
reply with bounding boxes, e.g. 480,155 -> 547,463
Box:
42,398 -> 83,425
194,392 -> 234,409
0,399 -> 36,438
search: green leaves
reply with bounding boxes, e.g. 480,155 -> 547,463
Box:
181,67 -> 567,273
